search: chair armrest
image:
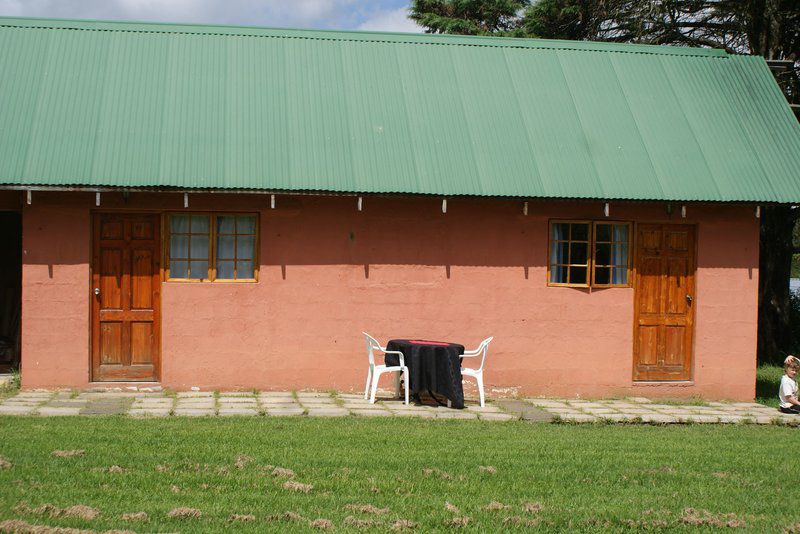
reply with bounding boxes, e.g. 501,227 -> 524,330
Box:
381,349 -> 405,368
459,350 -> 481,358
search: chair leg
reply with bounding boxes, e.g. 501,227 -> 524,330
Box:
394,371 -> 401,398
403,368 -> 409,405
369,369 -> 380,404
364,367 -> 372,400
477,373 -> 485,407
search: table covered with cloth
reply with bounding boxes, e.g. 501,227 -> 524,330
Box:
385,339 -> 465,409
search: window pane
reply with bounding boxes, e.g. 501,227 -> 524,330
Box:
595,223 -> 611,242
170,215 -> 189,233
237,236 -> 255,260
237,261 -> 254,279
190,235 -> 209,260
552,223 -> 569,241
570,266 -> 587,285
550,241 -> 568,265
550,265 -> 567,284
611,243 -> 628,267
191,215 -> 210,233
189,260 -> 208,279
612,267 -> 628,285
613,224 -> 629,242
217,216 -> 236,235
217,236 -> 235,259
595,243 -> 611,266
570,223 -> 589,241
170,260 -> 188,279
216,260 -> 235,279
570,242 -> 588,265
594,267 -> 611,285
237,215 -> 256,234
170,235 -> 188,258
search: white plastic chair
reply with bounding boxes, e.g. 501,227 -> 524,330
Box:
460,337 -> 493,407
362,332 -> 409,405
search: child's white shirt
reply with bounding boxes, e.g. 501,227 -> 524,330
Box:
779,374 -> 798,408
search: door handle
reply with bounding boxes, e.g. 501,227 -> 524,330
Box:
685,294 -> 693,304
94,287 -> 100,297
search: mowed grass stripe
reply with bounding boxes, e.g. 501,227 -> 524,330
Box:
0,417 -> 797,532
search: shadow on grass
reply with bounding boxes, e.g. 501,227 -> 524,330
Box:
755,364 -> 783,407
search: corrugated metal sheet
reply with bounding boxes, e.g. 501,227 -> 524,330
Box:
0,17 -> 798,202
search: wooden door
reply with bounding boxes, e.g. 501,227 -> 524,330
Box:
633,224 -> 695,381
92,213 -> 161,381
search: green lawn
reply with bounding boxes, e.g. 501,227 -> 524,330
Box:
0,417 -> 798,532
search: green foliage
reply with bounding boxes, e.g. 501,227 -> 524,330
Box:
409,0 -> 530,36
0,417 -> 798,531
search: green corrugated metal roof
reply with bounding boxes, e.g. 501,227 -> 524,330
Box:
0,16 -> 799,202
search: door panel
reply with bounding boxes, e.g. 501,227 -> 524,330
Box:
92,213 -> 160,382
633,224 -> 695,381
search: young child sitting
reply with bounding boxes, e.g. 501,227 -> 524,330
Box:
779,355 -> 800,414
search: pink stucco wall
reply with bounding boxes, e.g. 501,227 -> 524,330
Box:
19,192 -> 759,400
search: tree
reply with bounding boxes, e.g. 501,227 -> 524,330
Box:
410,0 -> 800,361
409,0 -> 529,36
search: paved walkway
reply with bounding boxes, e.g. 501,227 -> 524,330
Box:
0,390 -> 796,425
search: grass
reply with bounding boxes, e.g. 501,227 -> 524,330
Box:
756,364 -> 784,408
0,417 -> 799,532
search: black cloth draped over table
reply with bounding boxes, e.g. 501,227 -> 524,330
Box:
385,339 -> 465,409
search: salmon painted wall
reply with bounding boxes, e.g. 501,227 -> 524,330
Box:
19,192 -> 759,399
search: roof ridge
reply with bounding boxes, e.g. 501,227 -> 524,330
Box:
0,16 -> 730,58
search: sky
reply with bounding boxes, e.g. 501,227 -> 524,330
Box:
0,0 -> 424,32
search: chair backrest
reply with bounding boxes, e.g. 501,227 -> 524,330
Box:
474,336 -> 493,371
362,332 -> 381,366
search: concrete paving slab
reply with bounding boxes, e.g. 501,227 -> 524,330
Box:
175,400 -> 215,408
128,409 -> 171,417
717,415 -> 745,424
306,408 -> 350,417
337,394 -> 366,399
464,405 -> 503,413
266,407 -> 305,416
567,402 -> 606,409
296,392 -> 332,398
44,401 -> 89,408
496,399 -> 554,422
259,392 -> 296,398
260,403 -> 297,409
526,400 -> 570,408
598,414 -> 635,422
12,392 -> 53,398
436,411 -> 477,419
38,407 -> 82,416
351,409 -> 392,417
681,415 -> 720,423
2,400 -> 46,407
259,398 -> 297,404
640,414 -> 678,424
559,413 -> 597,422
176,391 -> 214,398
479,413 -> 516,421
0,405 -> 35,415
626,397 -> 652,403
219,391 -> 255,397
219,398 -> 257,405
173,409 -> 215,417
218,409 -> 259,416
583,408 -> 619,415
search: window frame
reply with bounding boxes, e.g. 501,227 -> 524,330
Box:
164,212 -> 259,283
547,219 -> 632,289
591,221 -> 632,288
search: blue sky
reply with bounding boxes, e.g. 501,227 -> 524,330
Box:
0,0 -> 424,32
